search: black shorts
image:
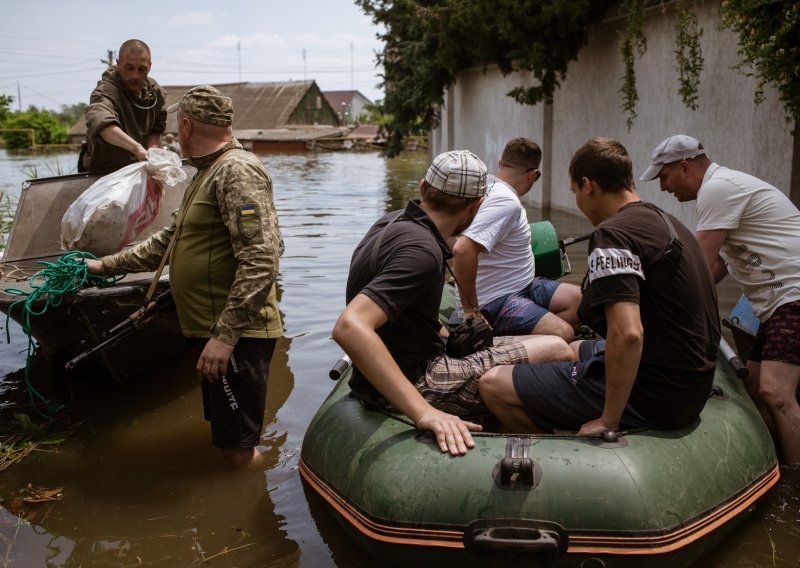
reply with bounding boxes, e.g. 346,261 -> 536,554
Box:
511,339 -> 648,431
192,338 -> 277,449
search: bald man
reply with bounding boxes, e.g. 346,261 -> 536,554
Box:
82,39 -> 166,173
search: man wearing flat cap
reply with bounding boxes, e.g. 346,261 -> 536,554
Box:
88,85 -> 283,467
333,150 -> 574,456
640,134 -> 800,466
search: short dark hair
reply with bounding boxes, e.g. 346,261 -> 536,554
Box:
499,137 -> 542,170
569,137 -> 634,193
420,181 -> 481,214
118,39 -> 151,60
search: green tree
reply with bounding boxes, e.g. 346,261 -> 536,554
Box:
358,0 -> 612,156
0,94 -> 13,124
1,109 -> 69,150
721,0 -> 800,121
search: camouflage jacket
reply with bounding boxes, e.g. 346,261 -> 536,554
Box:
84,66 -> 166,173
102,139 -> 283,344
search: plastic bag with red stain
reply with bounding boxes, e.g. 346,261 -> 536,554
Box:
60,148 -> 187,256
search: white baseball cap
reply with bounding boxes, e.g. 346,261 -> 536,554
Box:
639,135 -> 705,181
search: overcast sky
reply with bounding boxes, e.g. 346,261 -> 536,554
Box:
0,0 -> 386,112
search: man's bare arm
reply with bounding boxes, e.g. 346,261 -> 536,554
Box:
578,301 -> 643,435
99,124 -> 148,161
452,235 -> 486,314
695,229 -> 729,284
332,293 -> 482,455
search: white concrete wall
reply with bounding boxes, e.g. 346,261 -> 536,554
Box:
431,1 -> 796,229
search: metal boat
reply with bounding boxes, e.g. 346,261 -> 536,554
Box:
0,170 -> 190,382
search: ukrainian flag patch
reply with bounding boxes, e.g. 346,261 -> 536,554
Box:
237,203 -> 262,242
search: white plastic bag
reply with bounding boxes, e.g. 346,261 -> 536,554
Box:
61,148 -> 188,256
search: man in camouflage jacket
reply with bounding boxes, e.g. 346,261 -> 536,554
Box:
88,85 -> 283,467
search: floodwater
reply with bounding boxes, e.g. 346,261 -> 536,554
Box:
0,149 -> 798,567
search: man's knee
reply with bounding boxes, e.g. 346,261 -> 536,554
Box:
758,381 -> 797,411
530,316 -> 575,343
550,283 -> 582,322
479,367 -> 513,403
479,366 -> 502,394
520,334 -> 575,364
757,365 -> 800,410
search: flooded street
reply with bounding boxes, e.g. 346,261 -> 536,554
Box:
0,149 -> 798,566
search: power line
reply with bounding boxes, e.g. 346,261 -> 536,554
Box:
0,65 -> 100,81
17,82 -> 65,106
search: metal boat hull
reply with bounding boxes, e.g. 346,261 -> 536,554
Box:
0,170 -> 191,381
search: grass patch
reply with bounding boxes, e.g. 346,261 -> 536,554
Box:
0,413 -> 77,471
0,192 -> 15,250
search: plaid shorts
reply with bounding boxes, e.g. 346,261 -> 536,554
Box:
749,300 -> 800,365
413,337 -> 529,419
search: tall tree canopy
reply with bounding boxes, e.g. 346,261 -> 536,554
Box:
357,0 -> 613,156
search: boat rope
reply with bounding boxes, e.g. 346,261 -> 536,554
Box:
3,251 -> 120,418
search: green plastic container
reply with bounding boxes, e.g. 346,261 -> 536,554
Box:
530,220 -> 565,279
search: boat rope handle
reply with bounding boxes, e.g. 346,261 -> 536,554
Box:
3,251 -> 120,418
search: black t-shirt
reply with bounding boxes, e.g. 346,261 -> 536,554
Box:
578,201 -> 721,427
346,200 -> 449,399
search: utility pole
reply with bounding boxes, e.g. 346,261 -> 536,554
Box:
17,81 -> 21,111
303,48 -> 307,83
238,41 -> 242,82
101,49 -> 114,68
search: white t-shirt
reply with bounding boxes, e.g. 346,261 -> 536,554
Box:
696,163 -> 800,320
462,176 -> 535,307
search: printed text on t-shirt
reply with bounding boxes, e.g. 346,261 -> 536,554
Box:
588,247 -> 644,282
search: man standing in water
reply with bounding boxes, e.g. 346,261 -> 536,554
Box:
333,150 -> 574,456
82,39 -> 166,173
641,134 -> 800,465
479,137 -> 720,435
88,85 -> 283,467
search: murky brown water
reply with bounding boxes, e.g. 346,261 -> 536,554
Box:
0,149 -> 798,566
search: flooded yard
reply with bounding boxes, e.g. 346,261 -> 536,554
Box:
0,148 -> 798,567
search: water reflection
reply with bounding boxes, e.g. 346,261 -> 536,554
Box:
0,149 -> 797,567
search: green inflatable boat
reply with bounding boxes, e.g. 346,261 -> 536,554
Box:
300,223 -> 780,567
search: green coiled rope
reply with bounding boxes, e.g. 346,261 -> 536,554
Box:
4,251 -> 120,418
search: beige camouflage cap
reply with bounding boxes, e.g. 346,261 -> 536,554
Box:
424,150 -> 487,198
167,85 -> 233,127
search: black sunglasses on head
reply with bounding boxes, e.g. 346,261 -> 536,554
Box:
527,168 -> 542,183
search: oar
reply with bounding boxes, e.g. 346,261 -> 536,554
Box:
559,232 -> 592,249
720,336 -> 748,379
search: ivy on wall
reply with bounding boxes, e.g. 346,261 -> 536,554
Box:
721,0 -> 800,122
357,0 -> 611,156
674,0 -> 704,111
359,0 -> 794,155
619,0 -> 647,129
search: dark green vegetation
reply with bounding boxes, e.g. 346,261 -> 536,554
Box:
0,95 -> 85,151
357,0 -> 799,156
721,0 -> 800,122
